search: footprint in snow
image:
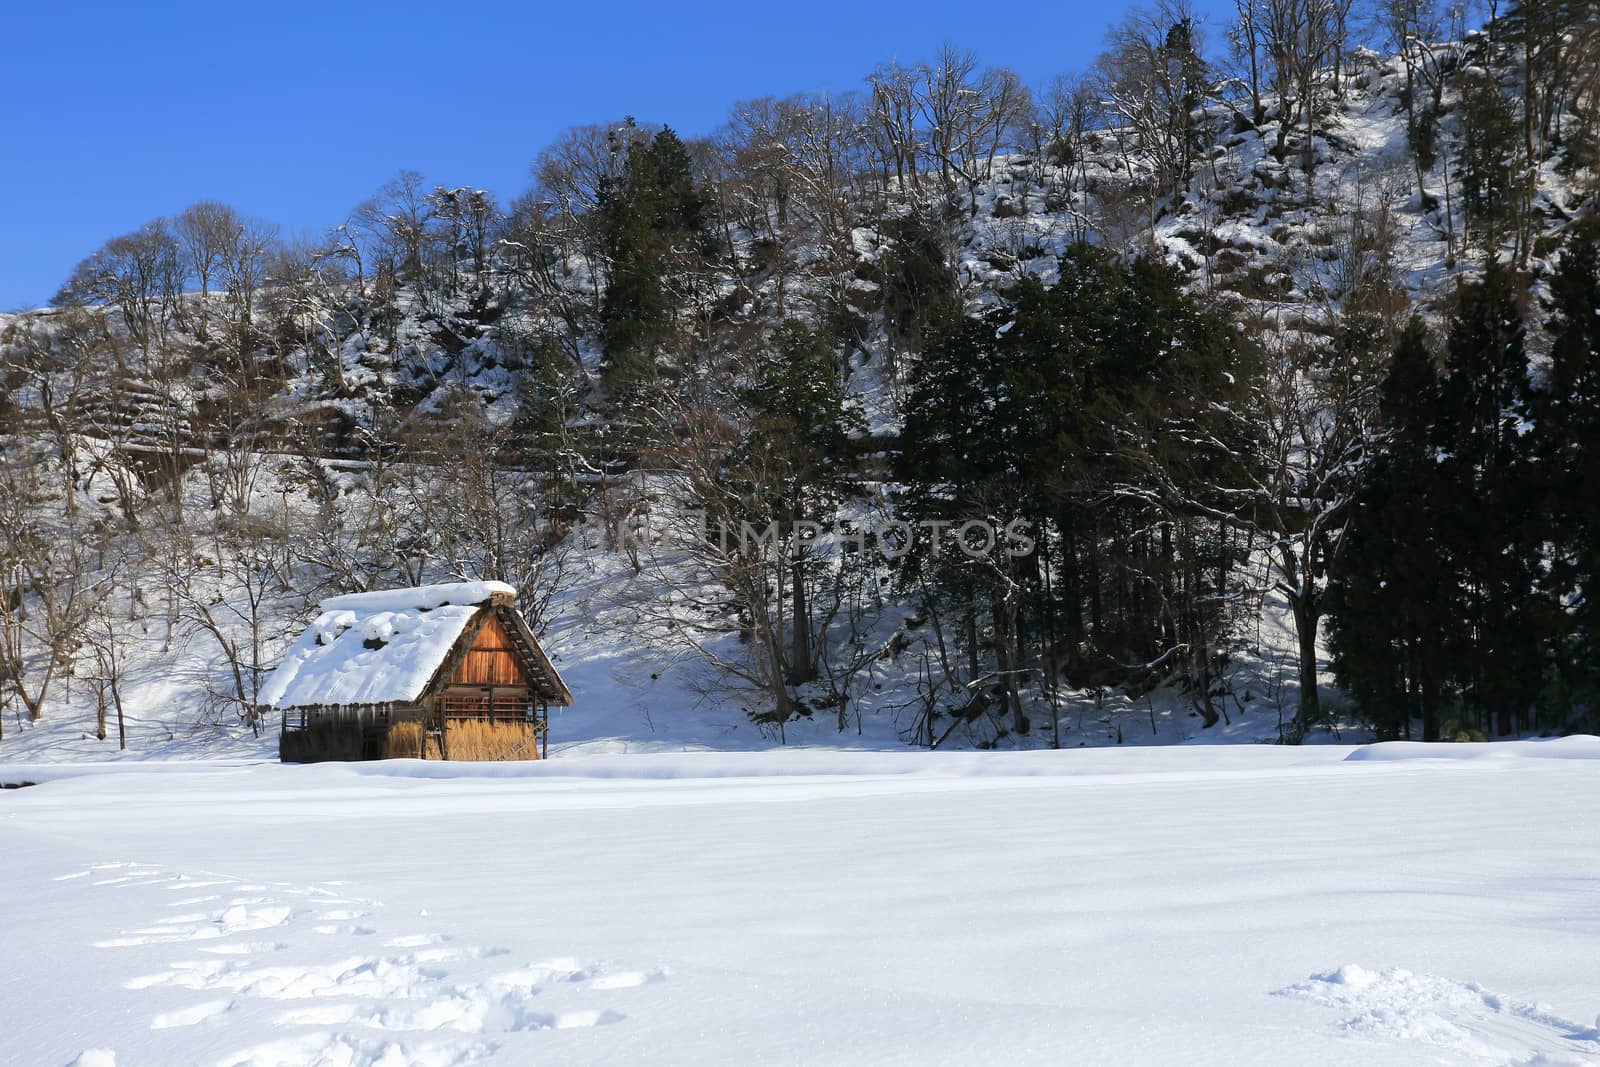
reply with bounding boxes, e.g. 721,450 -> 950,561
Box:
95,903 -> 294,948
215,1033 -> 495,1067
149,999 -> 233,1030
273,965 -> 629,1035
588,968 -> 670,990
127,954 -> 451,999
72,862 -> 649,1064
385,933 -> 450,948
1276,963 -> 1600,1064
198,941 -> 289,956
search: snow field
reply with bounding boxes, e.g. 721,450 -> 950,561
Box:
3,742 -> 1599,1065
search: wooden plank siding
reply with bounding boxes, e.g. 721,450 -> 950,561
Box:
452,614 -> 524,687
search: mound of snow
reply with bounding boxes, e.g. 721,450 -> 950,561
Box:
1344,736 -> 1600,762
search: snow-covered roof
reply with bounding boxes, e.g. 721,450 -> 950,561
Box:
258,581 -> 521,709
318,581 -> 517,615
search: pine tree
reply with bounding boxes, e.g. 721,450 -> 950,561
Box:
1328,318 -> 1451,739
1330,265 -> 1550,739
741,320 -> 860,516
1532,224 -> 1600,728
1432,262 -> 1543,734
899,248 -> 1254,736
597,123 -> 715,392
1162,16 -> 1213,193
898,299 -> 1024,511
505,333 -> 590,526
1457,65 -> 1525,256
897,296 -> 1035,735
738,320 -> 862,684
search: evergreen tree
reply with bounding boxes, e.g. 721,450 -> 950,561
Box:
740,320 -> 860,517
898,296 -> 1038,736
1328,318 -> 1451,739
1162,17 -> 1213,193
738,320 -> 862,684
505,333 -> 591,526
597,123 -> 715,392
1457,65 -> 1525,255
1531,224 -> 1600,728
1432,262 -> 1543,734
899,248 -> 1254,736
898,300 -> 1027,511
1330,267 -> 1549,739
878,211 -> 958,363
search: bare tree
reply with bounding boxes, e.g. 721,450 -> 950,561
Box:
54,221 -> 182,354
0,438 -> 100,722
919,44 -> 984,198
1098,0 -> 1217,206
1125,316 -> 1383,733
148,462 -> 296,736
1251,0 -> 1346,175
1229,0 -> 1269,125
627,394 -> 805,726
919,49 -> 1034,216
1373,0 -> 1456,255
173,201 -> 237,342
84,570 -> 132,750
355,170 -> 439,301
217,214 -> 280,368
428,186 -> 502,294
398,387 -> 578,632
867,61 -> 925,198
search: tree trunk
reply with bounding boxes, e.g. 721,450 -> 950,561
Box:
1058,517 -> 1084,647
114,676 -> 126,751
993,594 -> 1027,736
966,605 -> 981,685
1292,594 -> 1321,729
790,556 -> 814,684
1421,657 -> 1441,743
760,612 -> 795,729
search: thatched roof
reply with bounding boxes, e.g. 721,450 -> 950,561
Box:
258,581 -> 571,709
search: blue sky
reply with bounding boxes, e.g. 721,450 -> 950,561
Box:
0,0 -> 1232,311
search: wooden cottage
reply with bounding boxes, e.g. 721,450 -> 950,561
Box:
259,581 -> 572,762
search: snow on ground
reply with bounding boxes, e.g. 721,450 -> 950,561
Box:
3,742 -> 1598,1066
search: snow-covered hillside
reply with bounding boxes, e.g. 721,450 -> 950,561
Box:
5,740 -> 1599,1066
2,32 -> 1595,759
0,523 -> 1349,762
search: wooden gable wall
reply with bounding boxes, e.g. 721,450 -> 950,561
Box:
451,613 -> 526,688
